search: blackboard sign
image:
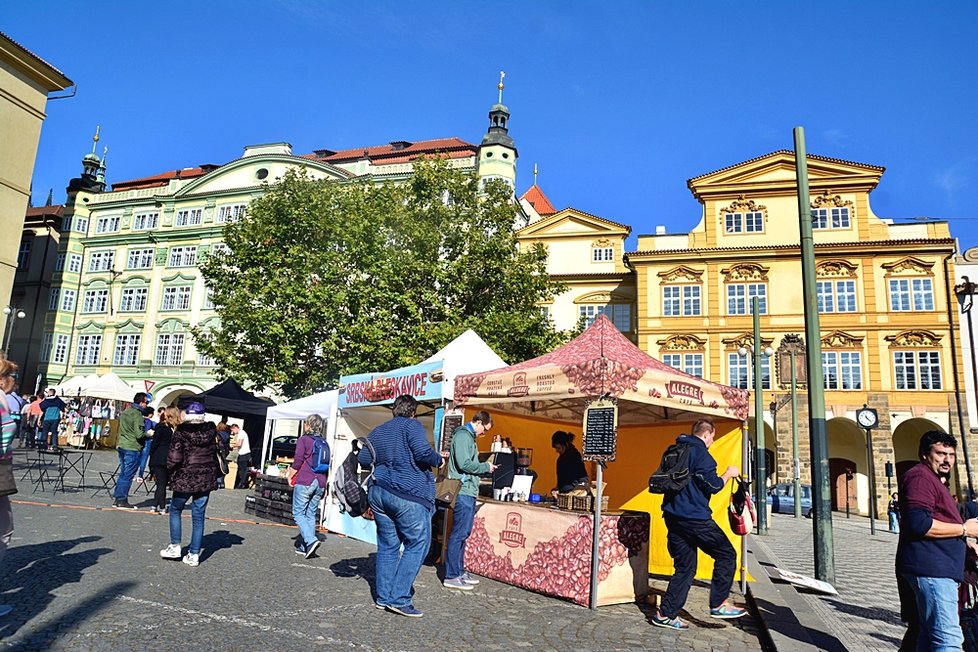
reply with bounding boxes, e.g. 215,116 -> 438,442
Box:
582,398 -> 618,461
440,412 -> 465,453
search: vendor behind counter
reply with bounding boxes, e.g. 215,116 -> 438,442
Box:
551,430 -> 589,493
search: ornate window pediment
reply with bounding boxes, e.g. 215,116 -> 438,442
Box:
881,257 -> 935,276
811,190 -> 854,209
657,266 -> 704,284
816,260 -> 858,279
885,330 -> 942,347
719,195 -> 767,215
656,334 -> 706,351
155,317 -> 189,332
592,238 -> 612,248
821,330 -> 864,348
722,332 -> 775,351
76,320 -> 106,333
718,195 -> 767,234
575,291 -> 630,304
115,318 -> 144,334
721,263 -> 769,282
161,272 -> 197,284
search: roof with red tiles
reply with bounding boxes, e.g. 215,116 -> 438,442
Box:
0,31 -> 73,85
520,184 -> 557,215
311,137 -> 477,164
111,166 -> 218,191
25,205 -> 64,218
688,149 -> 886,183
626,237 -> 955,257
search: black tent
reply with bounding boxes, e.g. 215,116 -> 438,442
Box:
178,379 -> 276,460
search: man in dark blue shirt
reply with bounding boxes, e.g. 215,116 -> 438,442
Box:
653,417 -> 745,630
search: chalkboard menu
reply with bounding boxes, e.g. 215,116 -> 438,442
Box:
582,397 -> 618,461
440,412 -> 465,454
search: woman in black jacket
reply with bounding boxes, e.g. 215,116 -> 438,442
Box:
551,431 -> 589,494
148,407 -> 177,514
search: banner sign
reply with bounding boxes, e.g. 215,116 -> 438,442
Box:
339,360 -> 442,409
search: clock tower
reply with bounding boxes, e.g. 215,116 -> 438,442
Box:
476,71 -> 518,191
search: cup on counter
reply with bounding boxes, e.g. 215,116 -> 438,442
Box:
493,488 -> 503,500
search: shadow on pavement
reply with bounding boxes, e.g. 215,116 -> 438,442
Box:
198,529 -> 245,563
329,554 -> 378,598
750,595 -> 846,652
0,536 -> 117,640
823,597 -> 903,626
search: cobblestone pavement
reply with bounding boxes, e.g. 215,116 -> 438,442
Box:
753,511 -> 904,652
1,449 -> 766,651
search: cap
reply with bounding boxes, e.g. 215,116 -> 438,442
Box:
186,401 -> 205,415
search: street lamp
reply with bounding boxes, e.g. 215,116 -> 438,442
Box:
739,298 -> 774,534
957,276 -> 978,495
2,306 -> 27,354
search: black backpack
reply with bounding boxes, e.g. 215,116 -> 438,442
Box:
333,438 -> 375,518
648,441 -> 692,494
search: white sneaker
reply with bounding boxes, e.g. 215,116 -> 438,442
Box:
182,552 -> 200,567
160,544 -> 182,559
461,572 -> 480,585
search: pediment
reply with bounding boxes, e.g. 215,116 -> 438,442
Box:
881,256 -> 935,276
574,290 -> 630,304
816,260 -> 858,278
174,155 -> 351,197
821,330 -> 864,348
721,263 -> 769,282
657,265 -> 704,283
885,330 -> 942,347
656,334 -> 706,351
517,207 -> 629,238
722,332 -> 775,350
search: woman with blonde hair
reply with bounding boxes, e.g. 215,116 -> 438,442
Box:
148,406 -> 180,514
287,413 -> 329,558
0,355 -> 20,617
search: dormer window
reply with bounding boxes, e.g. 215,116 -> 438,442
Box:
725,211 -> 763,234
592,245 -> 614,262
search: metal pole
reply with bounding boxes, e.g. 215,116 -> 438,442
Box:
949,269 -> 975,495
792,349 -> 801,518
753,297 -> 767,534
865,419 -> 877,535
740,419 -> 749,595
589,461 -> 603,610
964,283 -> 978,494
794,126 -> 835,584
846,475 -> 851,518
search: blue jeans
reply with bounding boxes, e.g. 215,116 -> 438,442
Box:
889,511 -> 900,533
41,419 -> 59,447
170,492 -> 210,555
292,479 -> 324,546
368,484 -> 432,608
138,439 -> 152,478
901,573 -> 963,651
113,449 -> 141,501
445,493 -> 476,580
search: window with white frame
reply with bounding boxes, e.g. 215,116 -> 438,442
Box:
61,217 -> 72,233
662,353 -> 704,378
724,211 -> 764,234
17,238 -> 31,270
60,289 -> 76,312
727,283 -> 767,315
889,278 -> 934,311
47,289 -> 60,311
211,242 -> 231,257
663,285 -> 701,316
68,254 -> 82,273
168,246 -> 197,267
817,280 -> 857,313
728,352 -> 771,389
538,305 -> 550,322
203,286 -> 215,310
197,351 -> 216,366
113,334 -> 141,366
52,334 -> 69,364
822,351 -> 862,390
88,250 -> 114,272
812,207 -> 851,230
894,350 -> 942,390
126,248 -> 154,269
82,288 -> 109,313
75,334 -> 102,365
73,217 -> 88,234
161,286 -> 192,311
95,215 -> 121,234
578,304 -> 631,332
119,287 -> 148,312
55,253 -> 65,272
175,208 -> 202,227
132,211 -> 160,230
592,246 -> 614,262
217,204 -> 246,223
39,333 -> 53,363
155,333 -> 185,365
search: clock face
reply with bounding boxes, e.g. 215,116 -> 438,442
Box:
857,409 -> 877,428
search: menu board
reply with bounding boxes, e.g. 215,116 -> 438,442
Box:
440,412 -> 465,453
582,398 -> 618,461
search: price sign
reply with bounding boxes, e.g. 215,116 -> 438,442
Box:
440,411 -> 465,454
582,397 -> 618,461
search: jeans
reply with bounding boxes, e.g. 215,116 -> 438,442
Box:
660,514 -> 737,618
170,491 -> 210,555
41,419 -> 59,448
113,449 -> 141,501
368,484 -> 433,608
901,573 -> 963,651
150,465 -> 169,510
234,453 -> 252,489
138,439 -> 152,478
292,479 -> 324,546
445,493 -> 476,580
889,511 -> 900,533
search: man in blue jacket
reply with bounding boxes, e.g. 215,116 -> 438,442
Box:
653,417 -> 745,629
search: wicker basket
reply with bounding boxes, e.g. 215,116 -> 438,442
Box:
556,493 -> 572,510
571,494 -> 610,512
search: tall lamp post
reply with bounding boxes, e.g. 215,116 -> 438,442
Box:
958,276 -> 978,494
739,295 -> 774,534
2,306 -> 27,355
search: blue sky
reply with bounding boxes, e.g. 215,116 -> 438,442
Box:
7,1 -> 978,253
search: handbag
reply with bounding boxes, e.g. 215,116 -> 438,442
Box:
214,436 -> 229,476
728,476 -> 755,536
0,459 -> 16,497
434,462 -> 462,508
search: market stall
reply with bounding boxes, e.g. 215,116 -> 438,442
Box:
453,314 -> 750,608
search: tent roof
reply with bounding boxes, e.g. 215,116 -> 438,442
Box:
81,372 -> 138,402
453,315 -> 749,425
51,375 -> 88,396
421,329 -> 506,399
181,378 -> 276,418
266,389 -> 338,421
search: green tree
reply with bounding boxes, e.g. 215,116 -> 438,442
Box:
195,160 -> 569,399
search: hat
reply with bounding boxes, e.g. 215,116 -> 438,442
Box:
186,401 -> 206,416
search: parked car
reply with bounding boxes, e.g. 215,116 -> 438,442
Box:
270,435 -> 298,460
767,483 -> 813,517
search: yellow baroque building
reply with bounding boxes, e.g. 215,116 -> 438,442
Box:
627,150 -> 966,518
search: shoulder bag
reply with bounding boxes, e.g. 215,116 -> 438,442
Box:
215,435 -> 229,476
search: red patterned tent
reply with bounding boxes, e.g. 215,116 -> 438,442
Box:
454,314 -> 749,424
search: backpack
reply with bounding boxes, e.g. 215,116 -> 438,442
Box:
333,438 -> 375,518
43,405 -> 61,422
307,435 -> 331,474
648,441 -> 692,494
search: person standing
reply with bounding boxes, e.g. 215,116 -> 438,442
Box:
358,394 -> 444,618
160,402 -> 223,567
888,492 -> 901,534
230,424 -> 251,489
112,392 -> 149,509
653,417 -> 746,629
896,430 -> 978,651
550,430 -> 589,494
286,414 -> 329,558
443,411 -> 496,591
0,356 -> 21,617
24,396 -> 41,448
136,407 -> 164,484
38,389 -> 65,451
148,407 -> 177,514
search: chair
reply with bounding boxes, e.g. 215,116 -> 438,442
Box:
91,463 -> 119,499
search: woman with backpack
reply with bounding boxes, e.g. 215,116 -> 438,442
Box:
286,414 -> 329,559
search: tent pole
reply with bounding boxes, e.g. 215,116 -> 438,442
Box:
740,421 -> 748,595
589,460 -> 603,610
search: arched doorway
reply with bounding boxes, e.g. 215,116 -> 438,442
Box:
154,383 -> 203,410
827,417 -> 870,515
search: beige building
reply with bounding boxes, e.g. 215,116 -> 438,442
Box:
0,32 -> 72,351
627,150 -> 966,517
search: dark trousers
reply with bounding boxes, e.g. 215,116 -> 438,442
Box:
234,453 -> 252,489
660,514 -> 737,618
150,465 -> 168,510
40,419 -> 59,448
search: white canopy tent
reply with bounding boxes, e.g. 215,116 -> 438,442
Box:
420,329 -> 507,400
81,372 -> 140,402
260,389 -> 339,469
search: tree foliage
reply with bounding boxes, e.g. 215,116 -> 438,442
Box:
195,160 -> 570,399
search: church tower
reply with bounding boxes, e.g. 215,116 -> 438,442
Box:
477,71 -> 518,190
67,126 -> 106,195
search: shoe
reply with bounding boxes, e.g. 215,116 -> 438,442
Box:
182,552 -> 200,567
386,604 -> 423,618
0,605 -> 12,618
160,544 -> 182,559
113,501 -> 137,510
651,612 -> 689,630
304,540 -> 320,559
461,572 -> 480,585
374,602 -> 388,610
709,603 -> 747,619
443,577 -> 474,591
135,477 -> 144,484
